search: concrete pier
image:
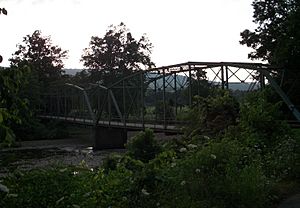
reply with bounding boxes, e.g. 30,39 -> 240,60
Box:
93,126 -> 127,150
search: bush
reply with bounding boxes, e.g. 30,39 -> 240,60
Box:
182,90 -> 239,137
155,138 -> 272,208
0,89 -> 298,208
126,128 -> 161,162
0,167 -> 95,208
239,90 -> 291,146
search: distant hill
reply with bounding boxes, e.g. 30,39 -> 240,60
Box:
147,74 -> 259,91
64,69 -> 82,76
228,82 -> 259,91
64,69 -> 259,91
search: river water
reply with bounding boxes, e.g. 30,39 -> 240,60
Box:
0,127 -> 180,177
0,137 -> 125,177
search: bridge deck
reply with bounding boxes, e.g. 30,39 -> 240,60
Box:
39,115 -> 181,133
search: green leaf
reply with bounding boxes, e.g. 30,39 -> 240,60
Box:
0,183 -> 9,193
56,196 -> 65,204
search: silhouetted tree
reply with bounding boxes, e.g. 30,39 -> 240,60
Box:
240,0 -> 300,104
0,7 -> 8,64
9,30 -> 68,118
81,22 -> 154,86
10,30 -> 68,87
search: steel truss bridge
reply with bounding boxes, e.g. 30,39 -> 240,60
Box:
38,62 -> 300,148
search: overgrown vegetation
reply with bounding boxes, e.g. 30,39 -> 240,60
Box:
0,66 -> 30,147
0,90 -> 298,207
0,29 -> 70,145
240,0 -> 300,105
0,1 -> 299,206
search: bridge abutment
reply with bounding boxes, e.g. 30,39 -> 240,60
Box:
93,126 -> 127,150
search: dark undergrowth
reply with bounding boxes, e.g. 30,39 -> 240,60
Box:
0,90 -> 299,208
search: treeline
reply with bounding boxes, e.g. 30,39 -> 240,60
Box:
0,22 -> 154,145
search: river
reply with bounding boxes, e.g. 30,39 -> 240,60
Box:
0,129 -> 179,177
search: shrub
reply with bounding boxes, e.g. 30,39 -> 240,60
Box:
0,167 -> 95,208
155,139 -> 272,208
126,128 -> 161,162
1,89 -> 298,208
183,90 -> 239,137
239,90 -> 291,146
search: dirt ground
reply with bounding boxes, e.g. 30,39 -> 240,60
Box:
0,130 -> 181,177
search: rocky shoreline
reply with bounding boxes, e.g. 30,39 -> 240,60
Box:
0,138 -> 125,177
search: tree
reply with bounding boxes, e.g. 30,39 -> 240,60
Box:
0,66 -> 29,146
240,0 -> 300,104
10,30 -> 68,87
0,7 -> 8,64
9,30 -> 68,115
81,22 -> 154,85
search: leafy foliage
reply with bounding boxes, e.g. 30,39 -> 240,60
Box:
0,7 -> 8,63
126,128 -> 161,162
238,90 -> 291,146
0,66 -> 30,146
81,22 -> 154,85
5,31 -> 70,140
240,0 -> 299,66
182,89 -> 239,137
154,100 -> 175,121
240,0 -> 300,104
1,90 -> 298,208
10,30 -> 68,88
0,29 -> 72,145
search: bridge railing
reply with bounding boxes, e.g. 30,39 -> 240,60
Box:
38,62 -> 300,129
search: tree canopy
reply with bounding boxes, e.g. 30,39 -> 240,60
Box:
240,0 -> 300,69
10,30 -> 68,85
81,22 -> 154,85
240,0 -> 300,104
0,66 -> 29,146
0,7 -> 8,64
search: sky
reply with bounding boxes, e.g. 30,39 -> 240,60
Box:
0,0 -> 257,69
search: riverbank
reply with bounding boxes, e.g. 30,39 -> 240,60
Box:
0,131 -> 180,177
0,138 -> 125,177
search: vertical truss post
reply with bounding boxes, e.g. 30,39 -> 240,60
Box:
57,94 -> 60,118
163,68 -> 166,129
188,64 -> 192,107
197,69 -> 200,96
109,89 -> 123,123
73,92 -> 75,119
108,92 -> 111,127
82,95 -> 85,119
123,80 -> 126,128
174,73 -> 178,118
97,89 -> 100,115
64,91 -> 67,118
154,78 -> 157,122
79,95 -> 82,118
221,65 -> 225,89
52,95 -> 55,116
49,95 -> 52,115
225,66 -> 229,89
260,72 -> 265,89
140,72 -> 145,129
